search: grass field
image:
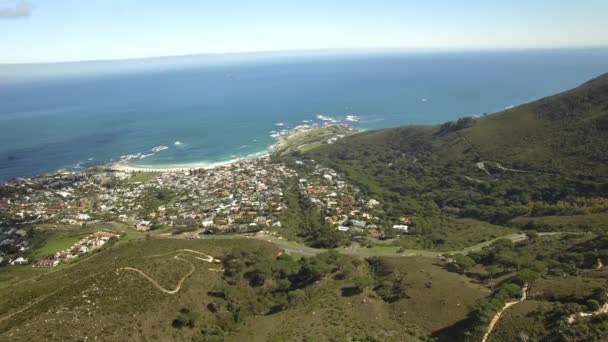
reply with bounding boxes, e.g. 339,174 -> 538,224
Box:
0,237 -> 277,342
384,257 -> 490,336
128,171 -> 162,183
396,218 -> 519,252
0,266 -> 49,288
298,142 -> 322,152
227,256 -> 489,341
31,236 -> 82,258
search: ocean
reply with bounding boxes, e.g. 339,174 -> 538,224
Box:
1,48 -> 608,181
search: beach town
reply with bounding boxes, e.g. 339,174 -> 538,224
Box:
0,124 -> 409,268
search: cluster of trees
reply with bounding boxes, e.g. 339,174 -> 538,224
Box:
367,257 -> 409,302
280,177 -> 344,248
447,234 -> 608,339
306,128 -> 608,235
199,248 -> 367,336
437,117 -> 475,135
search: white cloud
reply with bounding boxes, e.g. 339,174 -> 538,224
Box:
0,0 -> 31,19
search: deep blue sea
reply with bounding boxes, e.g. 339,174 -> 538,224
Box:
1,48 -> 608,181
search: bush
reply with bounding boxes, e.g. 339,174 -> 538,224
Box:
586,299 -> 601,311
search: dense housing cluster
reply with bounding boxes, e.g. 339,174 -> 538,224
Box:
297,163 -> 387,237
33,231 -> 118,268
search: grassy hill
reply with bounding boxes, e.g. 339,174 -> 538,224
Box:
302,73 -> 608,240
0,235 -> 490,341
321,73 -> 608,175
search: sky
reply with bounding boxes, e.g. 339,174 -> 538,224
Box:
1,0 -> 608,64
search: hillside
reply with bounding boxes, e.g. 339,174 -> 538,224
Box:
317,73 -> 608,176
0,235 -> 490,341
304,74 -> 608,236
284,74 -> 608,341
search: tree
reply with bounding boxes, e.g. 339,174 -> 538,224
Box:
485,265 -> 502,279
352,275 -> 373,294
452,254 -> 476,274
586,299 -> 601,311
513,269 -> 540,286
525,231 -> 539,241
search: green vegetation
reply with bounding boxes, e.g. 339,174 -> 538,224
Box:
301,74 -> 608,249
396,218 -> 518,251
272,124 -> 356,156
297,142 -> 322,152
441,233 -> 608,341
31,236 -> 81,258
128,171 -> 162,183
0,237 -> 277,342
0,233 -> 495,341
279,177 -> 344,248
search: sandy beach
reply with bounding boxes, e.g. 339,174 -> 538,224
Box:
110,154 -> 268,173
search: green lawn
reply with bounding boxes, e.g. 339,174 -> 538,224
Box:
298,142 -> 321,152
32,236 -> 82,258
127,171 -> 161,183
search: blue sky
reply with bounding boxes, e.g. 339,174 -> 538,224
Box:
1,0 -> 607,64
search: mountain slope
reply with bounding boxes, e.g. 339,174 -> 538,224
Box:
329,73 -> 608,176
304,73 -> 608,231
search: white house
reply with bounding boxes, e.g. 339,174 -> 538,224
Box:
337,226 -> 350,232
77,213 -> 91,221
10,257 -> 29,265
367,199 -> 380,208
351,220 -> 367,228
393,225 -> 409,233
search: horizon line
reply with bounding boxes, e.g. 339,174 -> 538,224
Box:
3,44 -> 608,66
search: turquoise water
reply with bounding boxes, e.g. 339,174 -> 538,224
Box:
1,48 -> 608,180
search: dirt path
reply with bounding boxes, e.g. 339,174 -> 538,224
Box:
1,249 -> 219,323
481,285 -> 528,342
118,249 -> 219,295
567,294 -> 608,324
146,248 -> 219,262
476,161 -> 529,174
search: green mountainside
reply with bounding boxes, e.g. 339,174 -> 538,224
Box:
305,74 -> 608,236
319,73 -> 608,175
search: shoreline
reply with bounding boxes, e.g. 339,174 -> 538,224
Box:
110,122 -> 356,173
110,152 -> 269,172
